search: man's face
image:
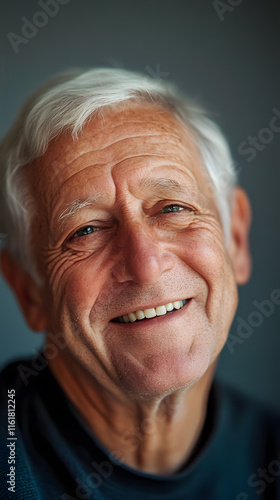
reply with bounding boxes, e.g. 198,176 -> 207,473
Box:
27,104 -> 241,395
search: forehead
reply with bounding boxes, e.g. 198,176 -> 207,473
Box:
44,104 -> 196,163
28,103 -> 210,210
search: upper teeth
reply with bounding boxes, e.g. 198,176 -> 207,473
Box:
117,300 -> 186,323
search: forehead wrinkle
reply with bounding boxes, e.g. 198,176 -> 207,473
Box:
50,132 -> 186,186
72,131 -> 186,163
40,111 -> 202,223
52,149 -> 188,203
50,152 -> 201,222
83,105 -> 185,142
45,116 -> 193,188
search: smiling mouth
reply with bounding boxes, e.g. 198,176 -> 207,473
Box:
112,299 -> 188,324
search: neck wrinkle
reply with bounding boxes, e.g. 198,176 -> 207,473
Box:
48,348 -> 216,475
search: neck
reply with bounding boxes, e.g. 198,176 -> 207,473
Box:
48,350 -> 216,475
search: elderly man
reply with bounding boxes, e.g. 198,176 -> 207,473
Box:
0,68 -> 279,500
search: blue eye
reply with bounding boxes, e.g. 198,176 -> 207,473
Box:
75,226 -> 97,237
162,205 -> 183,213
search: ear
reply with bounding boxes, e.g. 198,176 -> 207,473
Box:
227,186 -> 252,285
0,249 -> 47,332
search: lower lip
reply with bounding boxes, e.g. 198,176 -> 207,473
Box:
112,299 -> 192,328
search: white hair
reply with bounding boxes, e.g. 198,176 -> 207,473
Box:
0,67 -> 237,283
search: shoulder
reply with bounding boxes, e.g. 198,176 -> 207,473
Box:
0,357 -> 42,403
214,379 -> 280,453
0,359 -> 45,499
0,354 -> 54,395
216,379 -> 280,422
0,355 -> 61,426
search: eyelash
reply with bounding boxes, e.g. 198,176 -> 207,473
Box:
161,204 -> 185,213
70,204 -> 192,240
74,226 -> 98,237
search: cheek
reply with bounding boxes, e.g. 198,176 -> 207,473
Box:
44,251 -> 113,326
175,230 -> 238,332
175,230 -> 228,283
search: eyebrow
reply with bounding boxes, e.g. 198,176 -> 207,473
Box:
139,177 -> 193,196
58,195 -> 103,222
57,178 -> 199,223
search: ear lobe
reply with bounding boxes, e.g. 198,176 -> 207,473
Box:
0,249 -> 47,332
227,186 -> 252,285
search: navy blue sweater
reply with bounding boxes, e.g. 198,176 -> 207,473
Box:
0,357 -> 280,500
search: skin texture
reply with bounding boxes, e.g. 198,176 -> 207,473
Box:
1,103 -> 251,474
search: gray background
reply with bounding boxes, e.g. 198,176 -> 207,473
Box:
0,0 -> 279,409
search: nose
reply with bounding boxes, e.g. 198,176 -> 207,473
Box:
112,222 -> 174,285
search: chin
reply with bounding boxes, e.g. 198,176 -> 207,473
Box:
114,344 -> 212,396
